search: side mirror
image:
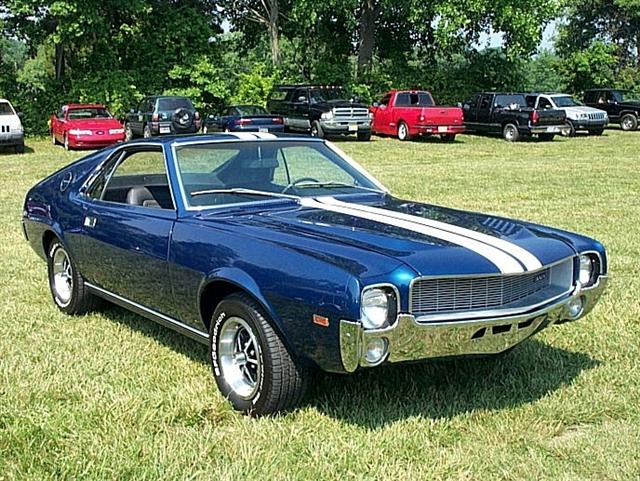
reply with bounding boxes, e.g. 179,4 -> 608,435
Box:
297,95 -> 307,103
129,108 -> 136,114
372,102 -> 379,108
17,112 -> 24,118
208,114 -> 216,119
607,99 -> 617,104
457,102 -> 463,108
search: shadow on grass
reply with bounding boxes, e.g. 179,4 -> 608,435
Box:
102,303 -> 599,426
0,145 -> 35,155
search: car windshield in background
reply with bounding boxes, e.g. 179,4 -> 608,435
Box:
495,95 -> 527,109
67,108 -> 112,119
554,96 -> 582,107
174,140 -> 382,208
158,98 -> 193,111
235,105 -> 268,116
309,89 -> 346,103
0,102 -> 15,115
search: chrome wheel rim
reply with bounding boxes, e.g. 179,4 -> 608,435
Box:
52,248 -> 73,306
143,127 -> 151,138
64,136 -> 69,150
125,125 -> 132,141
622,117 -> 633,130
218,316 -> 261,400
505,126 -> 516,141
398,124 -> 407,139
310,125 -> 318,136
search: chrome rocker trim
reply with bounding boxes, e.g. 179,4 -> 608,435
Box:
86,282 -> 209,344
340,276 -> 608,372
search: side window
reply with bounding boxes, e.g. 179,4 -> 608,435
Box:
96,149 -> 174,209
525,96 -> 537,108
479,95 -> 492,109
538,97 -> 553,110
273,145 -> 354,187
380,94 -> 391,107
584,91 -> 595,104
294,89 -> 308,103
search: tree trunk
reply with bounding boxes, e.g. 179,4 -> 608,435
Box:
55,43 -> 64,80
267,0 -> 280,65
357,0 -> 379,78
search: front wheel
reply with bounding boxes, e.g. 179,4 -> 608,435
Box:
124,123 -> 133,141
620,114 -> 638,131
63,134 -> 70,151
502,123 -> 520,142
310,121 -> 324,139
561,121 -> 576,137
357,131 -> 371,141
47,239 -> 98,315
210,293 -> 308,416
538,133 -> 556,142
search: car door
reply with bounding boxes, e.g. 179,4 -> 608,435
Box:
77,145 -> 177,314
604,91 -> 621,119
372,93 -> 392,134
131,98 -> 149,135
476,94 -> 494,132
292,89 -> 310,130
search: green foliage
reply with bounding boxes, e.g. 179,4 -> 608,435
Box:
558,42 -> 619,94
230,63 -> 279,107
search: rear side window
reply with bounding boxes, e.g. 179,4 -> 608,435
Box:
525,96 -> 537,108
269,89 -> 289,101
395,93 -> 410,106
0,102 -> 15,115
584,91 -> 597,103
495,95 -> 526,108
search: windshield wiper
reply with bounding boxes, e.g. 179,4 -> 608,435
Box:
289,181 -> 385,194
190,188 -> 300,201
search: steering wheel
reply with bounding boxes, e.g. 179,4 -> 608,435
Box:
281,177 -> 320,194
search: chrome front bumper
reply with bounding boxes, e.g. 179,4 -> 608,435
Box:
339,277 -> 607,372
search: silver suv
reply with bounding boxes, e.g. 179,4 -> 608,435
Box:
0,99 -> 25,153
526,93 -> 608,136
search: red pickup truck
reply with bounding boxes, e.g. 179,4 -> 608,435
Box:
370,90 -> 465,141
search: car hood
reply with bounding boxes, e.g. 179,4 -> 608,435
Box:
619,100 -> 640,109
0,114 -> 22,129
67,118 -> 123,129
562,106 -> 607,115
206,195 -> 577,278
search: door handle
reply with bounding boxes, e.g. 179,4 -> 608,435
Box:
84,215 -> 97,228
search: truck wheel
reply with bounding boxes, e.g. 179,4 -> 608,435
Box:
51,131 -> 58,146
502,123 -> 519,142
310,121 -> 324,139
124,123 -> 133,141
588,129 -> 604,136
538,133 -> 556,142
15,143 -> 25,154
440,134 -> 456,143
620,114 -> 638,131
210,293 -> 308,416
397,122 -> 411,141
561,121 -> 576,137
357,131 -> 371,141
143,124 -> 152,138
63,134 -> 70,151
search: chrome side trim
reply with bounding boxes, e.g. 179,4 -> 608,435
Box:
85,282 -> 209,344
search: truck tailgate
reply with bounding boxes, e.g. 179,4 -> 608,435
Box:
536,109 -> 566,126
419,107 -> 464,125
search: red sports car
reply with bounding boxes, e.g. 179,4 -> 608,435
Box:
50,104 -> 125,150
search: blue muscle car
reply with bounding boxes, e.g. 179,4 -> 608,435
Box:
23,133 -> 608,415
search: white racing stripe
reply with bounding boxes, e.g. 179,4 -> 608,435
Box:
225,132 -> 260,140
319,197 -> 543,271
300,197 -> 525,274
252,132 -> 277,139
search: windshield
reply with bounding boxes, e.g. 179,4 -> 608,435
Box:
0,102 -> 16,115
158,98 -> 193,111
309,88 -> 346,104
67,107 -> 112,119
234,105 -> 268,116
174,140 -> 383,208
553,96 -> 582,107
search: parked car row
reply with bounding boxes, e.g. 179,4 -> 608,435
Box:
2,87 -> 638,155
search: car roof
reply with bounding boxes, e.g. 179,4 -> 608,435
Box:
0,99 -> 13,104
65,103 -> 107,109
128,133 -> 325,147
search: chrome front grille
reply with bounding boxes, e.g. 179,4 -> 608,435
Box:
410,258 -> 574,320
334,107 -> 370,121
588,112 -> 606,120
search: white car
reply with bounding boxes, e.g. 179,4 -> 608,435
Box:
0,99 -> 25,153
526,93 -> 608,136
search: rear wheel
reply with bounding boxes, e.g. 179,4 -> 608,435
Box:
502,123 -> 519,142
63,134 -> 70,151
51,131 -> 58,145
538,133 -> 556,142
47,239 -> 98,315
310,121 -> 324,139
143,124 -> 152,138
397,121 -> 411,141
620,114 -> 638,131
124,123 -> 133,141
357,131 -> 371,141
210,293 -> 308,416
440,134 -> 456,142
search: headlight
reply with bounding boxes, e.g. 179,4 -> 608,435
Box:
579,113 -> 588,119
578,254 -> 600,287
69,129 -> 92,136
320,111 -> 334,121
360,287 -> 397,329
369,111 -> 374,119
12,126 -> 23,133
109,128 -> 125,135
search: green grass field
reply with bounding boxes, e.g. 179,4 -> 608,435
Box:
1,131 -> 639,480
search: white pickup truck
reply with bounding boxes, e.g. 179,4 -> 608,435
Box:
0,99 -> 25,154
526,93 -> 608,137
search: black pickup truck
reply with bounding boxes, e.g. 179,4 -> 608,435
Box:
584,89 -> 640,131
462,92 -> 567,141
267,85 -> 372,141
